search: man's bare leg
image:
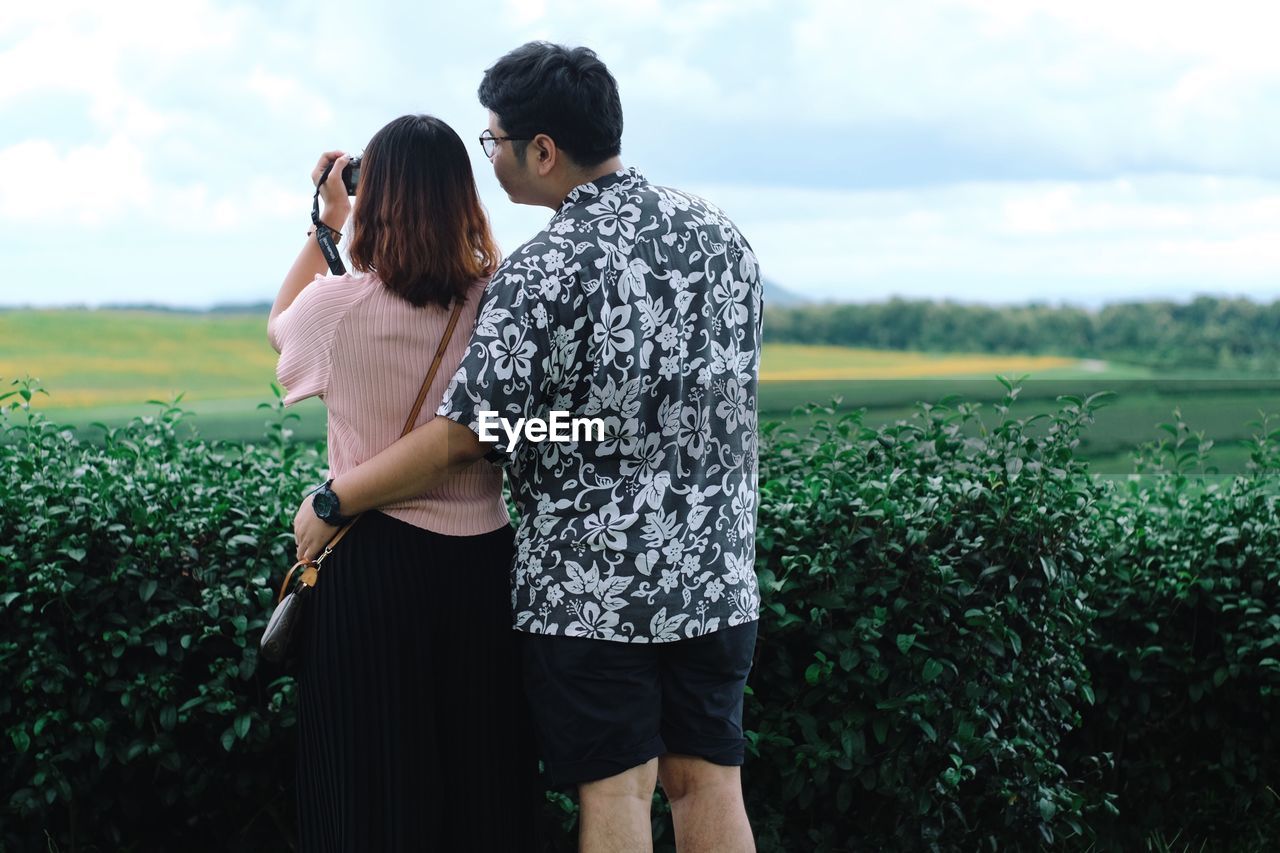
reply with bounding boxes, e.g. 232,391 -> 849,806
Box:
657,754 -> 755,853
578,758 -> 660,853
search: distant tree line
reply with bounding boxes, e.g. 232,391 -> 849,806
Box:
0,302 -> 274,314
763,296 -> 1280,371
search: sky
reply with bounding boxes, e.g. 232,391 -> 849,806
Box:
2,0 -> 1279,308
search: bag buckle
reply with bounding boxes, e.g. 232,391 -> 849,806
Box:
277,559 -> 320,603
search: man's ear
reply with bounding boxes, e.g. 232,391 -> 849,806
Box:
532,133 -> 557,177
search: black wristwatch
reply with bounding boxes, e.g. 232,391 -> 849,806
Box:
312,479 -> 354,527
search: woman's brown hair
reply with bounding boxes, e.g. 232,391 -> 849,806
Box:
347,114 -> 501,309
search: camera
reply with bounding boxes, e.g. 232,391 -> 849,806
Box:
316,154 -> 362,199
341,156 -> 361,195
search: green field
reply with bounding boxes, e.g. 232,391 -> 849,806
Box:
3,309 -> 1278,474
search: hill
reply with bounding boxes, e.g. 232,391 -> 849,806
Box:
763,278 -> 808,306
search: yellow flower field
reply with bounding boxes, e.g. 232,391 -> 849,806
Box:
761,344 -> 1078,380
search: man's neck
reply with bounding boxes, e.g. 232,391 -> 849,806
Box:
544,157 -> 626,208
578,157 -> 625,186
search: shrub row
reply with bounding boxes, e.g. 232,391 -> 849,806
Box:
1,377 -> 1278,851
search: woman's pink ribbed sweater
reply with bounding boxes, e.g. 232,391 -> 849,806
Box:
268,272 -> 510,536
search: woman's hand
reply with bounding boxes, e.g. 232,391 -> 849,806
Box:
294,494 -> 338,563
267,149 -> 356,330
311,150 -> 353,232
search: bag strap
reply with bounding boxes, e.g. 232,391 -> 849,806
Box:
279,296 -> 468,601
400,297 -> 468,437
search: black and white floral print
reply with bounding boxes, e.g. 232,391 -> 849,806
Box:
437,167 -> 762,643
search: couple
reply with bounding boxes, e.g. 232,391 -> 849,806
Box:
268,42 -> 763,853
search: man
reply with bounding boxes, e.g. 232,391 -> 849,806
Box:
293,42 -> 762,853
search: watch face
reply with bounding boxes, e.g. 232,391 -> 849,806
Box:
314,490 -> 337,519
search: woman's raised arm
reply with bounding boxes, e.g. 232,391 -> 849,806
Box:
267,151 -> 353,348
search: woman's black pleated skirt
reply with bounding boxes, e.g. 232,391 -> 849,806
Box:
296,511 -> 541,852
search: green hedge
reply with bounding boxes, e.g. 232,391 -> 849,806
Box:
746,385 -> 1113,851
2,377 -> 1278,852
0,384 -> 317,850
1061,416 -> 1280,850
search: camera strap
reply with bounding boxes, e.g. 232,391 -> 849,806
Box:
312,162 -> 346,276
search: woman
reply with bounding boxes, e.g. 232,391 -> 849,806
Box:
267,115 -> 540,852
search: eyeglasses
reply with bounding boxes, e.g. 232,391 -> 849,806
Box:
479,130 -> 532,158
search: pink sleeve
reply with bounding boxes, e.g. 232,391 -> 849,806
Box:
268,274 -> 355,405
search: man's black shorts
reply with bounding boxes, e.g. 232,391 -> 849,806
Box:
520,620 -> 759,787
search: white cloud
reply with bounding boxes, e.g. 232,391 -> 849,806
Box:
245,67 -> 334,126
631,56 -> 721,103
958,0 -> 1280,71
0,136 -> 149,224
785,0 -> 1280,173
4,1 -> 1280,307
0,1 -> 344,232
0,136 -> 303,229
696,174 -> 1280,304
502,0 -> 550,27
0,0 -> 251,105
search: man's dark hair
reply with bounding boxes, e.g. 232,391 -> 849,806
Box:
478,42 -> 623,168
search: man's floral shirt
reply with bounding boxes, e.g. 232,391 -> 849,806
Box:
437,167 -> 762,643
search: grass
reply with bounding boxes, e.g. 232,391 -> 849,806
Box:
4,309 -> 1278,474
768,381 -> 1279,474
0,309 -> 277,407
3,310 -> 1153,410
